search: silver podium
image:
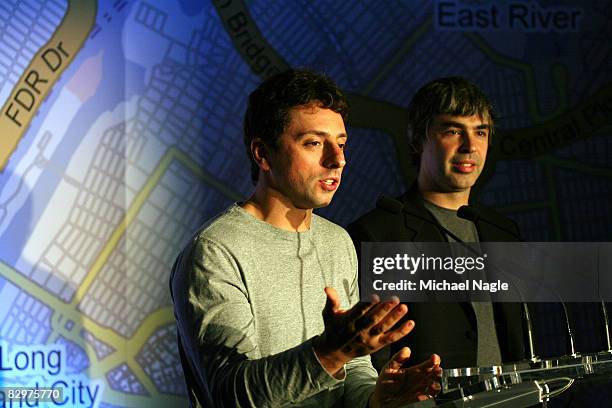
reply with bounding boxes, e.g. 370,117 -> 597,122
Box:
402,351 -> 612,407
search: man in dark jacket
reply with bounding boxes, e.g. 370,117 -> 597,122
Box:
348,77 -> 526,369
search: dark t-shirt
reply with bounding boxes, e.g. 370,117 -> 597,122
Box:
422,199 -> 502,367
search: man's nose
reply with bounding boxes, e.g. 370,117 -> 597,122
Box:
459,132 -> 477,153
323,143 -> 346,169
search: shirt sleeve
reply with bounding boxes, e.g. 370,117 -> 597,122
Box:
171,235 -> 344,408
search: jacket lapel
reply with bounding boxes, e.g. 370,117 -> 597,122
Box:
400,187 -> 447,242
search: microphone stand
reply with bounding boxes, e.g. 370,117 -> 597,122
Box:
602,301 -> 612,352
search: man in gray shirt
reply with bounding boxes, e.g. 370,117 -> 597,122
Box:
170,69 -> 442,407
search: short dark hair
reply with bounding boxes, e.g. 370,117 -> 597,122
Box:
243,69 -> 348,183
406,77 -> 495,166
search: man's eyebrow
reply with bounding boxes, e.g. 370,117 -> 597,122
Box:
296,130 -> 348,138
439,121 -> 491,129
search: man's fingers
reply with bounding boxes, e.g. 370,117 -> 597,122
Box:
417,394 -> 430,402
354,298 -> 395,330
428,381 -> 442,396
323,287 -> 341,314
411,377 -> 441,402
415,381 -> 442,401
379,318 -> 415,345
345,294 -> 379,322
369,303 -> 408,335
418,354 -> 442,371
387,346 -> 412,370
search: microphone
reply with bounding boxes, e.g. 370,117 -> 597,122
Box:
457,205 -> 523,242
457,205 -> 479,222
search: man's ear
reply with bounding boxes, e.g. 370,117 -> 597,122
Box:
251,138 -> 271,172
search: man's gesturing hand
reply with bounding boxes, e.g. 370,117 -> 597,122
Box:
313,287 -> 415,376
370,349 -> 442,408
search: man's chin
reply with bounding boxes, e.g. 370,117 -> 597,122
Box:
447,174 -> 479,190
294,197 -> 334,210
311,199 -> 333,209
310,195 -> 336,209
312,203 -> 331,210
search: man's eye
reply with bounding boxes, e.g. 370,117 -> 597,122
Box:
338,143 -> 346,150
476,131 -> 489,137
305,141 -> 321,147
443,129 -> 461,136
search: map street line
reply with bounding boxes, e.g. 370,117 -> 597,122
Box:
0,145 -> 242,395
88,308 -> 174,376
0,0 -> 97,171
71,147 -> 242,309
69,150 -> 177,308
212,0 -> 417,183
362,17 -> 433,95
172,148 -> 243,202
0,259 -> 122,347
0,144 -> 237,405
497,82 -> 612,160
464,32 -> 569,123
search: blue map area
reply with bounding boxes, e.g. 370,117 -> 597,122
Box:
0,0 -> 610,406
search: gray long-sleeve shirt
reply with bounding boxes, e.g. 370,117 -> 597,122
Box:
170,204 -> 377,407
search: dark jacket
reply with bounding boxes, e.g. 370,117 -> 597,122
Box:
347,186 -> 526,368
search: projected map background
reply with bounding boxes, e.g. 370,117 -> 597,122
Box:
0,0 -> 610,407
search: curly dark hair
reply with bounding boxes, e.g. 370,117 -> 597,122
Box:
406,77 -> 495,166
243,69 -> 348,183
